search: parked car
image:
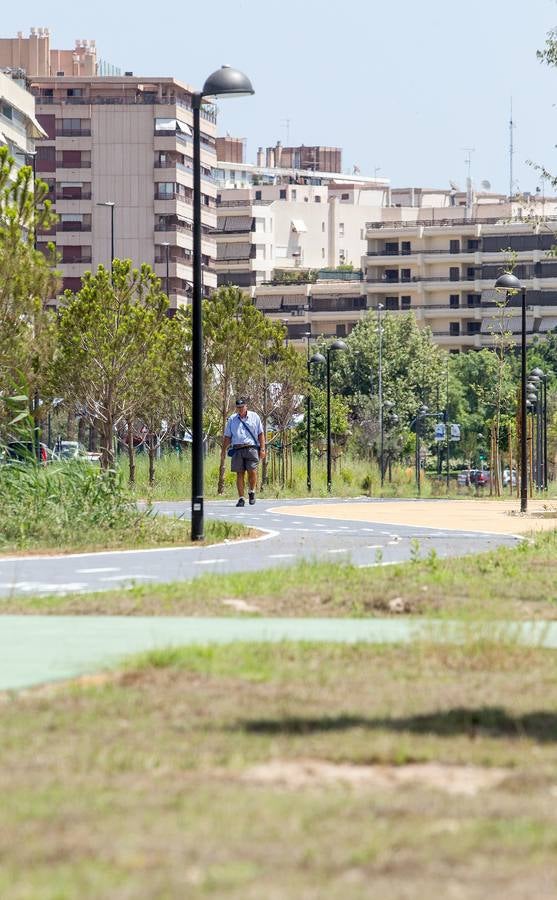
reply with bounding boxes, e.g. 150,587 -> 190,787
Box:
457,469 -> 490,488
503,468 -> 517,487
55,440 -> 101,464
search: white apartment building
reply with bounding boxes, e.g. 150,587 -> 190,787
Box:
364,194 -> 557,351
0,68 -> 46,169
215,159 -> 389,287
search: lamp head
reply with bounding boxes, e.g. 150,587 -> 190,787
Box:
309,352 -> 326,365
202,65 -> 254,99
329,339 -> 347,352
530,367 -> 545,378
494,271 -> 523,291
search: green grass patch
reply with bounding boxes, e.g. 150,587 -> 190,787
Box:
3,641 -> 557,897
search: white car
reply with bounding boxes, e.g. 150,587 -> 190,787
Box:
55,441 -> 101,464
503,468 -> 517,487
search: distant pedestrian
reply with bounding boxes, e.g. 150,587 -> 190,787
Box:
223,397 -> 265,507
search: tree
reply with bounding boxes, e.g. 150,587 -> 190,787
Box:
52,260 -> 168,470
0,146 -> 58,432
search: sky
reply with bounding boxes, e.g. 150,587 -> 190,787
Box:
3,0 -> 557,193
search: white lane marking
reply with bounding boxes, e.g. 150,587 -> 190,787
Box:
328,548 -> 349,554
194,559 -> 227,565
0,581 -> 88,592
366,544 -> 383,550
268,553 -> 295,559
76,567 -> 121,574
99,575 -> 156,582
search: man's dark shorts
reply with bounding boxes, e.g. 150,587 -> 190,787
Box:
231,446 -> 259,473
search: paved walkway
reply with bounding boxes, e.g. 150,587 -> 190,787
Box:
0,498 -> 523,598
1,615 -> 556,692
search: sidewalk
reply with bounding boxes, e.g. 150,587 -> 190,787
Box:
1,615 -> 556,692
274,498 -> 557,536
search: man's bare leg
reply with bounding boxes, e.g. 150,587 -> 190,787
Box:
236,472 -> 245,498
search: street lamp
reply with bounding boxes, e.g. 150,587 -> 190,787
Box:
495,272 -> 528,512
377,303 -> 384,485
326,339 -> 347,492
160,241 -> 170,300
307,351 -> 325,491
191,66 -> 254,541
97,201 -> 115,274
531,367 -> 548,489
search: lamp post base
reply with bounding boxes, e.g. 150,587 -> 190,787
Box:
191,498 -> 204,541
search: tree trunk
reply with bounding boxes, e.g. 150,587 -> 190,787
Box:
100,412 -> 114,470
127,418 -> 135,485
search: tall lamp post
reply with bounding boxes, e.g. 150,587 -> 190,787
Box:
494,272 -> 528,512
97,201 -> 115,274
414,404 -> 429,495
377,303 -> 384,485
191,66 -> 254,541
530,367 -> 547,490
326,339 -> 347,492
307,351 -> 325,491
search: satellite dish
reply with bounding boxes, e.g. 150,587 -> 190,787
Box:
481,179 -> 491,190
449,180 -> 460,192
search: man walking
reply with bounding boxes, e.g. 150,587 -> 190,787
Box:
223,397 -> 266,507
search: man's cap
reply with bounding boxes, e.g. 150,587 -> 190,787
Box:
235,396 -> 248,406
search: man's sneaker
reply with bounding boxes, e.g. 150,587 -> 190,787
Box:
236,497 -> 245,507
248,491 -> 256,505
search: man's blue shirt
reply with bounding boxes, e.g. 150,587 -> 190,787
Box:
224,410 -> 263,447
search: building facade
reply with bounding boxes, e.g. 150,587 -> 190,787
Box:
0,69 -> 45,169
1,30 -> 217,307
364,198 -> 557,351
29,73 -> 217,304
215,159 -> 388,288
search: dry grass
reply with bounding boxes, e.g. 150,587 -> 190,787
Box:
2,641 -> 557,898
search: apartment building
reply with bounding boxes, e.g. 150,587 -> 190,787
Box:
0,68 -> 45,169
215,157 -> 388,288
0,30 -> 217,306
364,194 -> 557,351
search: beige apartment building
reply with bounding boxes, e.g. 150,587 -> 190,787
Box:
364,195 -> 557,351
0,30 -> 217,306
0,68 -> 45,168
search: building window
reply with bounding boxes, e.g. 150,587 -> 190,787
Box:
467,239 -> 480,250
401,269 -> 411,282
450,294 -> 460,308
279,189 -> 287,199
315,195 -> 321,203
322,248 -> 325,259
255,217 -> 266,232
341,193 -> 350,200
450,239 -> 460,254
467,322 -> 481,334
386,297 -> 399,310
467,294 -> 481,307
322,221 -> 325,232
449,322 -> 460,336
291,189 -> 297,200
401,241 -> 411,255
256,244 -> 266,259
449,267 -> 460,281
339,249 -> 346,263
255,190 -> 262,200
401,295 -> 411,309
1,103 -> 13,120
385,242 -> 398,256
339,223 -> 345,237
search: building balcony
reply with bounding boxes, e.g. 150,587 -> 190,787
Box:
55,129 -> 92,138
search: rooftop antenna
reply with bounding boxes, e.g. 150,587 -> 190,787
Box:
509,97 -> 515,199
281,118 -> 291,146
463,147 -> 475,214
